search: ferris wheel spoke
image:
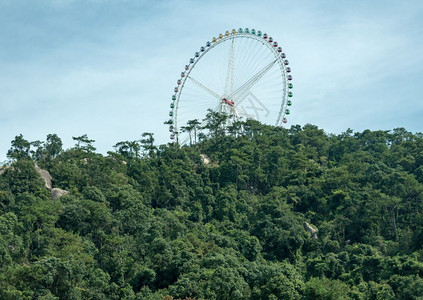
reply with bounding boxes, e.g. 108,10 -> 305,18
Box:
233,92 -> 270,120
234,105 -> 254,119
188,76 -> 221,100
229,59 -> 277,102
224,38 -> 235,96
248,92 -> 270,118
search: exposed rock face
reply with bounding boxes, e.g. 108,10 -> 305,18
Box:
200,154 -> 211,165
304,222 -> 318,239
35,164 -> 53,190
51,188 -> 69,199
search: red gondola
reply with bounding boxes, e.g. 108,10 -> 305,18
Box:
222,98 -> 234,106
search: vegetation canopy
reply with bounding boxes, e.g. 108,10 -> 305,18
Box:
1,121 -> 423,299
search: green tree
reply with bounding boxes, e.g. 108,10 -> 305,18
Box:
45,134 -> 63,158
203,109 -> 228,138
7,134 -> 31,161
113,140 -> 141,159
140,132 -> 156,157
304,277 -> 352,300
72,134 -> 96,152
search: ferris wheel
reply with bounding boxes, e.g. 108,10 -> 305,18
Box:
167,27 -> 293,144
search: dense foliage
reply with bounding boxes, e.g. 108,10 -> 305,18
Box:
1,120 -> 423,299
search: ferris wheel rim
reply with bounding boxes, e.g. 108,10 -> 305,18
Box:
168,28 -> 293,143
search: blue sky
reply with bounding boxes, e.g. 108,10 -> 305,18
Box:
1,0 -> 423,162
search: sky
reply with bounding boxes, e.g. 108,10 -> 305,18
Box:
1,0 -> 423,162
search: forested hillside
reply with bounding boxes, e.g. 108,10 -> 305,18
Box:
1,117 -> 423,299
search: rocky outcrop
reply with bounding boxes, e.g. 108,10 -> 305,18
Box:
35,164 -> 53,190
200,154 -> 211,165
1,164 -> 68,199
51,188 -> 69,199
304,222 -> 318,239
